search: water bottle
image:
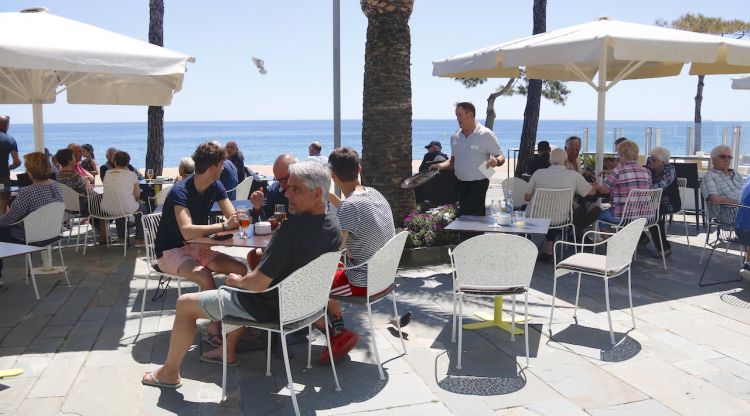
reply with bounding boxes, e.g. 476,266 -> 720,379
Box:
505,192 -> 514,214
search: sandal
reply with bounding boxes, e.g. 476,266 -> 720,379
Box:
142,370 -> 182,389
200,349 -> 239,367
203,333 -> 223,348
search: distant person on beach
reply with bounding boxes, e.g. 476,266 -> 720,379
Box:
0,115 -> 21,213
306,141 -> 328,163
81,144 -> 98,178
526,140 -> 551,177
175,157 -> 195,182
100,147 -> 143,180
431,102 -> 504,216
418,140 -> 448,172
143,161 -> 340,389
67,143 -> 95,185
154,142 -> 248,342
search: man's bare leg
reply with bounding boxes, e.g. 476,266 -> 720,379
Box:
143,292 -> 207,385
247,248 -> 263,270
201,329 -> 244,364
205,252 -> 248,276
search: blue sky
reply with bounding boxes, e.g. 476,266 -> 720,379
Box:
2,0 -> 750,123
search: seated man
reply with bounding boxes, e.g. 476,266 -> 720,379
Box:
323,147 -> 396,363
306,141 -> 328,163
736,177 -> 750,282
143,161 -> 342,384
100,147 -> 144,180
174,157 -> 195,182
525,148 -> 595,259
418,140 -> 448,172
154,142 -> 248,341
702,144 -> 744,220
526,140 -> 551,177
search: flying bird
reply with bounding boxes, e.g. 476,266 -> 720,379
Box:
251,57 -> 267,75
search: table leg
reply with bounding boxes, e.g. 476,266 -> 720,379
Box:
462,296 -> 525,335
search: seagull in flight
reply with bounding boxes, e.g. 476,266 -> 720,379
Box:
251,57 -> 267,75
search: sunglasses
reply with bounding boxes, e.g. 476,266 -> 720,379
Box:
718,155 -> 733,160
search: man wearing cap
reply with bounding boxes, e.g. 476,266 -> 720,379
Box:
418,140 -> 448,172
527,140 -> 551,176
431,102 -> 504,216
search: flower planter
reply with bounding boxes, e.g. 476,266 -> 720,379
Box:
399,245 -> 455,267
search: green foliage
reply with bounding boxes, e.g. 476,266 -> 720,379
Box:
656,13 -> 750,37
403,204 -> 460,248
455,68 -> 570,105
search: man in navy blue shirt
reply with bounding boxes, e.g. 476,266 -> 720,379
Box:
0,115 -> 21,213
736,178 -> 750,282
154,142 -> 248,340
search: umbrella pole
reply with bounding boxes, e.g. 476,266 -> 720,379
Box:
595,42 -> 608,180
32,101 -> 44,152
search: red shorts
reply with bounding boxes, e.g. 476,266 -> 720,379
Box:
330,265 -> 367,297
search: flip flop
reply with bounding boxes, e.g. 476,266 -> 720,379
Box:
200,353 -> 239,367
203,333 -> 223,348
141,371 -> 182,389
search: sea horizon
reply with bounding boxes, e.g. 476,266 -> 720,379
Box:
8,119 -> 748,169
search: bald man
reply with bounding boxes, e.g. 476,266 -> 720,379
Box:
0,115 -> 21,212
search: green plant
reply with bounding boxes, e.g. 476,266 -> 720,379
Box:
403,204 -> 460,248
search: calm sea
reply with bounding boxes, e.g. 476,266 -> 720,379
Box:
8,119 -> 749,169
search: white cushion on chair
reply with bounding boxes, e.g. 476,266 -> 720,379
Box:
556,252 -> 627,277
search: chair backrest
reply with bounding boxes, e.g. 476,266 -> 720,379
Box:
232,177 -> 254,200
155,184 -> 173,205
451,233 -> 537,289
527,188 -> 574,227
141,213 -> 162,265
87,185 -> 126,219
278,251 -> 342,324
23,202 -> 65,244
619,188 -> 662,227
59,182 -> 81,212
502,177 -> 529,210
605,218 -> 647,273
364,231 -> 409,296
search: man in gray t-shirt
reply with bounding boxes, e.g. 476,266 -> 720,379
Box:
431,102 -> 504,216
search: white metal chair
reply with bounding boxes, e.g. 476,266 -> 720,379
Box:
671,177 -> 692,248
217,251 -> 342,416
449,233 -> 537,369
83,185 -> 132,256
595,188 -> 665,270
527,187 -> 576,253
330,231 -> 409,380
550,218 -> 646,345
59,183 -> 85,251
501,177 -> 529,210
11,202 -> 70,299
698,203 -> 745,287
136,213 -> 186,335
226,177 -> 253,200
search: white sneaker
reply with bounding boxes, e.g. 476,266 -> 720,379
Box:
740,264 -> 750,283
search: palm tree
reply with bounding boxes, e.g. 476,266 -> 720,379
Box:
146,0 -> 165,175
515,0 -> 546,177
360,0 -> 415,225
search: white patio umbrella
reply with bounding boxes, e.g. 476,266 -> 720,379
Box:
0,8 -> 195,151
433,17 -> 750,173
732,75 -> 750,89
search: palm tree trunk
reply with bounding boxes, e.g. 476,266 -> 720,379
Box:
146,0 -> 165,175
360,0 -> 415,226
515,0 -> 546,178
694,74 -> 704,154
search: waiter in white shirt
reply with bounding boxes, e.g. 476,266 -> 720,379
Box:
431,102 -> 504,216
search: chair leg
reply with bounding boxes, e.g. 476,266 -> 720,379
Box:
451,288 -> 457,343
573,273 -> 582,320
265,331 -> 272,376
683,213 -> 690,248
457,292 -> 464,370
280,331 -> 301,416
524,291 -> 530,368
57,245 -> 70,287
177,277 -> 182,296
627,268 -> 636,329
137,272 -> 150,336
604,278 -> 615,345
323,314 -> 342,392
83,217 -> 89,255
391,292 -> 407,354
366,303 -> 385,380
221,325 -> 229,402
306,325 -> 312,369
510,295 -> 516,342
549,275 -> 558,335
27,254 -> 40,300
655,224 -> 667,270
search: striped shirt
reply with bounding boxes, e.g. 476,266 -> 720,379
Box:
0,182 -> 64,241
603,161 -> 652,217
337,187 -> 395,287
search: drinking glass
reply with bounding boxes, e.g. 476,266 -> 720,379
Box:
274,204 -> 287,223
512,210 -> 526,227
489,200 -> 501,227
236,204 -> 249,238
146,169 -> 154,180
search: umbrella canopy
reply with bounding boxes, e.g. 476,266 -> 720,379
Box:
0,8 -> 195,151
433,17 -> 750,173
732,75 -> 750,89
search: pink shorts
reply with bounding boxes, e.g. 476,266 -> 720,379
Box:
157,244 -> 220,276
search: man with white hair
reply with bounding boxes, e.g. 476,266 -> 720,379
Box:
525,148 -> 596,259
702,144 -> 743,219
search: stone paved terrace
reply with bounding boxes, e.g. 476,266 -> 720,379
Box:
1,220 -> 749,416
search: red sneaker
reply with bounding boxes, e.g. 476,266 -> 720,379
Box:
319,329 -> 359,364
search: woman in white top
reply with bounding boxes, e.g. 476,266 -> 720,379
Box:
102,151 -> 148,242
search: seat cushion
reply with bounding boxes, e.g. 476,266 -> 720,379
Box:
556,252 -> 627,277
